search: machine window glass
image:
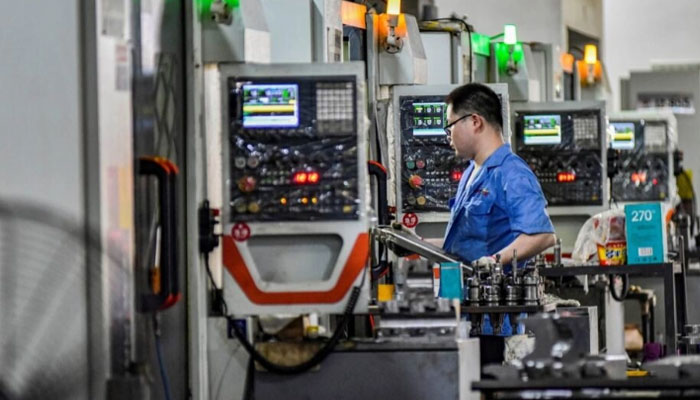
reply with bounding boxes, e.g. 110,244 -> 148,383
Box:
242,84 -> 299,128
523,115 -> 562,145
610,122 -> 635,150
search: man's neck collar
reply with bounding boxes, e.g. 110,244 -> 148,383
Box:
473,134 -> 505,166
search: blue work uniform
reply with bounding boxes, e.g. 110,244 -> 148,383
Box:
443,144 -> 554,267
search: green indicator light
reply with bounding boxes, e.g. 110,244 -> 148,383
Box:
471,32 -> 491,56
195,0 -> 240,20
494,42 -> 524,73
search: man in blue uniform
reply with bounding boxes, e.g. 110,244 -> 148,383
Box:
442,83 -> 555,268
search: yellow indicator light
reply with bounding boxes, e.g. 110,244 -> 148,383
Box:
387,0 -> 401,15
301,197 -> 309,205
341,1 -> 367,29
280,197 -> 287,205
584,44 -> 597,65
343,205 -> 353,213
311,197 -> 318,205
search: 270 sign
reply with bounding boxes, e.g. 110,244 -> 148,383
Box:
630,209 -> 654,223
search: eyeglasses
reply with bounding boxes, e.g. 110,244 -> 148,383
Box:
443,113 -> 473,136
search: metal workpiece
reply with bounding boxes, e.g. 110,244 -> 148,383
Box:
464,257 -> 545,308
482,312 -> 613,383
467,275 -> 481,304
553,238 -> 562,267
504,280 -> 523,305
375,315 -> 459,341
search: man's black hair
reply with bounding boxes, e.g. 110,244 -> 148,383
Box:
445,83 -> 503,131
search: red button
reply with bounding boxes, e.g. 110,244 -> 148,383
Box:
408,175 -> 423,189
237,176 -> 257,193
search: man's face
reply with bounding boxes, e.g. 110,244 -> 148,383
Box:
446,104 -> 476,160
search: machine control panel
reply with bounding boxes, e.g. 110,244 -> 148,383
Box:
398,96 -> 468,213
610,120 -> 670,202
514,109 -> 604,206
227,76 -> 359,221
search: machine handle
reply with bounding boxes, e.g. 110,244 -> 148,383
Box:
139,157 -> 181,311
368,161 -> 390,226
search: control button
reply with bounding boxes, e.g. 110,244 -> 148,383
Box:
234,156 -> 247,169
233,199 -> 247,214
416,196 -> 427,206
408,174 -> 423,189
406,195 -> 417,205
237,176 -> 257,193
247,201 -> 261,214
247,155 -> 261,169
405,160 -> 416,170
416,159 -> 426,169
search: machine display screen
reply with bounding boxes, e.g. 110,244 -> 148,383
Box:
523,115 -> 562,145
412,102 -> 446,136
610,122 -> 636,150
242,84 -> 299,128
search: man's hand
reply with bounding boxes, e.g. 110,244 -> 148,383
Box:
472,255 -> 497,270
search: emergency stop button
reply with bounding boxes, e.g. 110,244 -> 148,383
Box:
237,176 -> 257,193
408,174 -> 423,189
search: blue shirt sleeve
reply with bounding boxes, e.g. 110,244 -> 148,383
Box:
503,163 -> 555,235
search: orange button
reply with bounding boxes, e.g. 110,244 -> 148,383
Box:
408,174 -> 423,189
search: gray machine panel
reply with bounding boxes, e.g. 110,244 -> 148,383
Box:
512,101 -> 607,216
391,84 -> 510,223
609,111 -> 677,204
221,63 -> 364,222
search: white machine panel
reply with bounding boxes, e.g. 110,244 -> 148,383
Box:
208,62 -> 370,315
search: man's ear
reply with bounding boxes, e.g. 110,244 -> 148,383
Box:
473,114 -> 485,134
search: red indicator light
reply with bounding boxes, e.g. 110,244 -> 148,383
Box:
451,171 -> 463,182
292,171 -> 320,185
652,178 -> 658,185
556,172 -> 576,183
631,172 -> 647,184
293,172 -> 308,184
308,172 -> 320,184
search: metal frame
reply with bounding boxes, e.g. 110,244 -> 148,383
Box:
538,264 -> 678,353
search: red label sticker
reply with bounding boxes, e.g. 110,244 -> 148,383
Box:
231,223 -> 251,242
402,213 -> 419,228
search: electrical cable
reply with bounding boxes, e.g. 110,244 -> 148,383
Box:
609,274 -> 629,302
152,314 -> 173,400
421,18 -> 473,82
202,254 -> 363,375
